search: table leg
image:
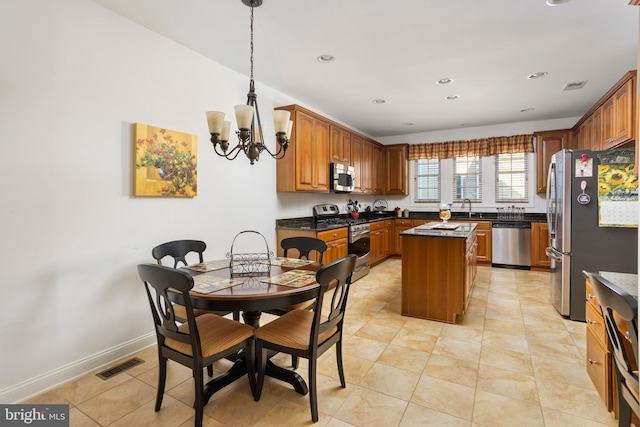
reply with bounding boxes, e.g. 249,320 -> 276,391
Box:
202,359 -> 246,405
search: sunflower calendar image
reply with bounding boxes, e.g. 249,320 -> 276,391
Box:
597,149 -> 638,228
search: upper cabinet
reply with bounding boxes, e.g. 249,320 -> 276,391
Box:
275,104 -> 408,195
534,129 -> 571,194
330,125 -> 351,165
275,105 -> 330,193
384,144 -> 409,195
572,70 -> 636,151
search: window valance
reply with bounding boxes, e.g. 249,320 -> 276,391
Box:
408,134 -> 534,160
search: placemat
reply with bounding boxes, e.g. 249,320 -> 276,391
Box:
261,269 -> 317,288
192,275 -> 244,294
186,259 -> 229,272
270,257 -> 313,268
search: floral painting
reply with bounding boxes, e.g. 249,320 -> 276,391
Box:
134,123 -> 197,197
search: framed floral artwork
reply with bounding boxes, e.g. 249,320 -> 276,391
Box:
134,123 -> 197,197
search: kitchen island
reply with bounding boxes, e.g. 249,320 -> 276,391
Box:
400,222 -> 478,323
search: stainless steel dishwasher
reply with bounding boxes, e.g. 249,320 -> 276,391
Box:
491,222 -> 531,269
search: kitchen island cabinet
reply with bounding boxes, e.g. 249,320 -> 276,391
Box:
400,222 -> 477,324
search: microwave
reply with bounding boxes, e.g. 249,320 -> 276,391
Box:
330,163 -> 355,192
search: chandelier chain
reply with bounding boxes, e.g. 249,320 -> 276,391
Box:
249,6 -> 254,82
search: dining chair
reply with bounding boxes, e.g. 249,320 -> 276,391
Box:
152,239 -> 240,322
584,272 -> 639,427
268,236 -> 329,368
137,263 -> 256,427
253,254 -> 357,423
281,236 -> 328,263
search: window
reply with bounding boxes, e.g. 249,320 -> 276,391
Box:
495,152 -> 528,202
414,159 -> 440,202
453,156 -> 481,202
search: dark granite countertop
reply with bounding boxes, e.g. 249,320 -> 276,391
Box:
400,222 -> 477,239
596,271 -> 638,300
275,211 -> 546,231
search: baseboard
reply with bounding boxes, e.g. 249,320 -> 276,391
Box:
1,333 -> 156,403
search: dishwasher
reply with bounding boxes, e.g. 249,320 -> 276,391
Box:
491,222 -> 531,269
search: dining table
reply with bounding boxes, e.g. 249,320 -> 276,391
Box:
169,257 -> 322,402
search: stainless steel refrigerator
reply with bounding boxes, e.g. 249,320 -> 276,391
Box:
546,149 -> 637,322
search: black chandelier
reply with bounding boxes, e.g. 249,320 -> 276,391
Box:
206,0 -> 292,165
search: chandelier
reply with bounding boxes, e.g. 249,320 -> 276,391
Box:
206,0 -> 292,165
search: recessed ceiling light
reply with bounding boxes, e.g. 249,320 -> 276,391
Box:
546,0 -> 571,5
528,72 -> 548,79
317,54 -> 335,63
446,95 -> 459,100
520,108 -> 534,113
437,78 -> 453,85
372,99 -> 386,104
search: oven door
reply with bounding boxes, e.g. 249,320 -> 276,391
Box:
349,232 -> 370,256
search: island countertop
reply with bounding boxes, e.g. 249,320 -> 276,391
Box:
400,221 -> 477,239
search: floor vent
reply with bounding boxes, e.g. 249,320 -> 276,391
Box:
96,357 -> 144,380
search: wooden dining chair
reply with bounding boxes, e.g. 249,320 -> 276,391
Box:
281,236 -> 328,263
152,239 -> 240,322
584,272 -> 639,427
137,263 -> 256,427
270,236 -> 330,368
253,254 -> 357,423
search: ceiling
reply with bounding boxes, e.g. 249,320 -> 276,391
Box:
90,0 -> 638,138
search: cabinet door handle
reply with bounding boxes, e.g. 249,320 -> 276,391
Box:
586,294 -> 596,301
587,319 -> 597,325
588,358 -> 599,365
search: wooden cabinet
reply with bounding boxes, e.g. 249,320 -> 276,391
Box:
370,220 -> 392,265
330,125 -> 351,165
275,105 -> 330,193
276,227 -> 347,264
401,228 -> 477,323
531,222 -> 551,270
584,278 -> 614,413
350,135 -> 364,193
384,144 -> 409,195
534,129 -> 570,194
316,228 -> 349,264
448,220 -> 491,265
572,70 -> 636,152
373,143 -> 384,195
602,77 -> 635,149
393,218 -> 413,255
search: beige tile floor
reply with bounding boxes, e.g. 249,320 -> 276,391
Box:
26,259 -> 618,426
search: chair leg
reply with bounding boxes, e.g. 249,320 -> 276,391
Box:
206,364 -> 213,377
254,340 -> 267,401
308,357 -> 319,423
336,339 -> 346,388
155,355 -> 168,411
233,311 -> 240,321
292,355 -> 299,369
193,364 -> 204,427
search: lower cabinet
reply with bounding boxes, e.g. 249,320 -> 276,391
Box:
275,227 -> 348,264
393,218 -> 413,255
316,228 -> 349,264
370,220 -> 392,265
531,222 -> 551,270
584,278 -> 616,415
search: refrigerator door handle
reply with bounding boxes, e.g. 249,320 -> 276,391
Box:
546,161 -> 557,240
546,246 -> 563,259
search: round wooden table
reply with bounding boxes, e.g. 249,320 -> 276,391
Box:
172,261 -> 322,399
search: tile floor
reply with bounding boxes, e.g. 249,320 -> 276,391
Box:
26,259 -> 618,426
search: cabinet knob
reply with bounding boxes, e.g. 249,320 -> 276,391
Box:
587,294 -> 596,300
588,358 -> 599,365
587,319 -> 597,325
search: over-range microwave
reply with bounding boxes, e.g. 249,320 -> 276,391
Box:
330,163 -> 355,192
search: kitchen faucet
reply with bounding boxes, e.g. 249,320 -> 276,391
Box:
461,198 -> 472,218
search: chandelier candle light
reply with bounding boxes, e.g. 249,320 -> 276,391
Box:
206,0 -> 292,165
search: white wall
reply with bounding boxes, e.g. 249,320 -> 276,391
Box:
0,0 -> 585,402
